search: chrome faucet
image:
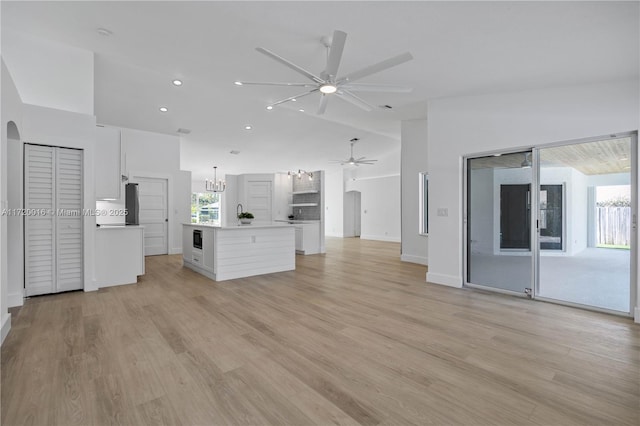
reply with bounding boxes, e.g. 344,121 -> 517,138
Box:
236,203 -> 244,217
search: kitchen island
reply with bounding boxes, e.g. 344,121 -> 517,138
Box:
182,223 -> 295,281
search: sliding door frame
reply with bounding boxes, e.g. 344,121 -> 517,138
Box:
463,131 -> 637,317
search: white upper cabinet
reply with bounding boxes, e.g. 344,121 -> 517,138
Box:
95,125 -> 121,200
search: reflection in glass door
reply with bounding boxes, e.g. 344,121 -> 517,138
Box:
537,137 -> 634,313
466,152 -> 534,294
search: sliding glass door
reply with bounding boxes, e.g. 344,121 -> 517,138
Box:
466,151 -> 534,294
465,134 -> 636,315
537,136 -> 634,313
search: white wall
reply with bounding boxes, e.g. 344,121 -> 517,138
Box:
324,168 -> 344,237
18,104 -> 97,301
401,119 -> 428,265
569,168 -> 588,254
425,79 -> 640,318
588,172 -> 630,187
345,175 -> 401,243
1,58 -> 24,343
2,31 -> 94,115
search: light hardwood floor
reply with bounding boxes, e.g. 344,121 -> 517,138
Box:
2,237 -> 639,425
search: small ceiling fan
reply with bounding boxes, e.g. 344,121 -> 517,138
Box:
235,30 -> 413,115
331,138 -> 378,166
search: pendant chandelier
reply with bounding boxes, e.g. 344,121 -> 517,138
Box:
205,166 -> 226,192
287,169 -> 313,180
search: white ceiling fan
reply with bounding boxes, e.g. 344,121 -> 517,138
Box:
235,30 -> 413,115
331,138 -> 378,166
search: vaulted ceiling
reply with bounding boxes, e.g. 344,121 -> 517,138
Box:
2,1 -> 638,181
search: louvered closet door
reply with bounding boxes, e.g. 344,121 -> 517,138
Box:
25,145 -> 83,296
25,145 -> 56,296
55,148 -> 83,292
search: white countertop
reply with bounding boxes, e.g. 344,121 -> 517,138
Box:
183,222 -> 294,230
274,219 -> 320,224
97,224 -> 144,230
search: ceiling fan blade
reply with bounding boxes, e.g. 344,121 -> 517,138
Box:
256,47 -> 323,84
317,94 -> 329,115
270,89 -> 318,107
336,90 -> 375,111
340,83 -> 413,93
355,156 -> 366,161
236,81 -> 318,87
324,30 -> 347,80
338,52 -> 413,84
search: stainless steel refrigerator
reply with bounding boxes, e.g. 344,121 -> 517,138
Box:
125,183 -> 140,225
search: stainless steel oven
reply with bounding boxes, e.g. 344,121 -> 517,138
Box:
193,229 -> 202,250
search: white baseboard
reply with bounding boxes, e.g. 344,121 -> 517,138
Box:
8,292 -> 23,308
401,254 -> 428,265
634,307 -> 640,324
360,234 -> 401,243
426,272 -> 462,288
169,247 -> 183,255
1,313 -> 11,345
324,232 -> 343,238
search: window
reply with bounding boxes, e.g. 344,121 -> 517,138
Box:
191,192 -> 221,225
419,172 -> 428,235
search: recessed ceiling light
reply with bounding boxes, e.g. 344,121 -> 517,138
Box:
97,28 -> 113,37
319,84 -> 337,94
172,79 -> 183,86
291,98 -> 297,102
299,109 -> 305,112
244,125 -> 252,130
266,105 -> 273,110
159,107 -> 168,113
234,81 -> 243,86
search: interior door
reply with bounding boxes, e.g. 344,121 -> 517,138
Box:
134,176 -> 168,256
246,180 -> 272,222
55,148 -> 83,292
25,145 -> 83,296
24,145 -> 56,296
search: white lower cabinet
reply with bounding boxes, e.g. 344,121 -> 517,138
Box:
295,223 -> 320,255
183,225 -> 214,273
95,226 -> 144,287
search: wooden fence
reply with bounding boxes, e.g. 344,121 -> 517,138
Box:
597,207 -> 630,246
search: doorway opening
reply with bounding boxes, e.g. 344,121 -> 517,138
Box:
344,191 -> 361,238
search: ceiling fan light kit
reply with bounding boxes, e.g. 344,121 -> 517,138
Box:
331,138 -> 378,166
235,30 -> 413,115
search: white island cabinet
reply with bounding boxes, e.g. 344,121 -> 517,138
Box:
182,223 -> 295,281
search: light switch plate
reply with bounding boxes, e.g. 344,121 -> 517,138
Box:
437,208 -> 449,217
